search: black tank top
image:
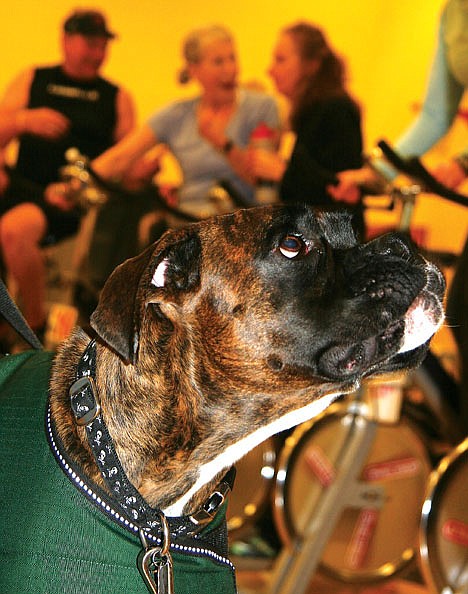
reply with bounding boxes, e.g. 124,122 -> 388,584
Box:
15,65 -> 118,186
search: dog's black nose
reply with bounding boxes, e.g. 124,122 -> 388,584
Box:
317,320 -> 405,380
318,342 -> 369,378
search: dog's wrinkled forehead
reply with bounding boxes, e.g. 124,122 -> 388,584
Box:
251,205 -> 357,259
214,204 -> 356,250
315,210 -> 357,249
260,205 -> 357,250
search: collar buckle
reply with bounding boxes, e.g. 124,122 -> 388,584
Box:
188,474 -> 233,532
69,376 -> 101,426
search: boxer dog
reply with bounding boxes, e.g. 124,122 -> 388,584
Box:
0,204 -> 444,594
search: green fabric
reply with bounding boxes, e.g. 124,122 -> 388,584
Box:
0,351 -> 237,593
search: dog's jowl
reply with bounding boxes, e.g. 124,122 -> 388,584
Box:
0,204 -> 444,593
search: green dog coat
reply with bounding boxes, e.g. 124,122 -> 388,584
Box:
0,351 -> 237,594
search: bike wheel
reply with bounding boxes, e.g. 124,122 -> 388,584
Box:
273,400 -> 432,583
420,437 -> 468,594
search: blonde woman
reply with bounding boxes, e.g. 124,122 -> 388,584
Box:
93,25 -> 280,217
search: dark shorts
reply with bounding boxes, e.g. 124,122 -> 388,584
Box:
1,170 -> 80,245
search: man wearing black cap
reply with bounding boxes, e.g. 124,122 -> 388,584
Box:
0,9 -> 135,343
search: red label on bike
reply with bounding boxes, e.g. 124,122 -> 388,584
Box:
304,445 -> 336,487
363,457 -> 420,482
345,508 -> 379,569
442,519 -> 468,547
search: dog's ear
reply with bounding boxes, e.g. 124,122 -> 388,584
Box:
147,232 -> 201,297
90,227 -> 201,364
90,243 -> 156,363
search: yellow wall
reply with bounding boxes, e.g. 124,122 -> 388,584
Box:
0,0 -> 466,252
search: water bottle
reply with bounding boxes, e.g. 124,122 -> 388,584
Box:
250,122 -> 279,204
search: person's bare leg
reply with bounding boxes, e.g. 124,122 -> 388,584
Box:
0,203 -> 48,329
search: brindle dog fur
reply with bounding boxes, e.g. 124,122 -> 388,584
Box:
50,203 -> 445,518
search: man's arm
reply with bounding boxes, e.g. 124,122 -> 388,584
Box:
0,69 -> 33,146
0,68 -> 70,148
113,86 -> 136,142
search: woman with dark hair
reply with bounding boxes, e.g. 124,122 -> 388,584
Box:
249,21 -> 364,233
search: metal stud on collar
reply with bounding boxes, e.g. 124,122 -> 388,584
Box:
70,375 -> 101,425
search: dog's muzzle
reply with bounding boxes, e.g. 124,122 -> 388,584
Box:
317,257 -> 445,381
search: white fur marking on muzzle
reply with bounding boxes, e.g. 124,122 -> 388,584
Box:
151,259 -> 169,287
398,295 -> 443,354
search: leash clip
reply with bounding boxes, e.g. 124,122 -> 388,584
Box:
137,513 -> 174,594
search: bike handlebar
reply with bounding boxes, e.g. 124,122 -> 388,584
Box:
377,140 -> 468,209
62,148 -> 199,223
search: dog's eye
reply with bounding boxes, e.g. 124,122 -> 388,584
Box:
279,235 -> 308,259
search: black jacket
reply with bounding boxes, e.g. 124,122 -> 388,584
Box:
281,95 -> 363,207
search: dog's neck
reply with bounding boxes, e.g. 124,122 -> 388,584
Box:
51,332 -> 345,516
163,390 -> 342,516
